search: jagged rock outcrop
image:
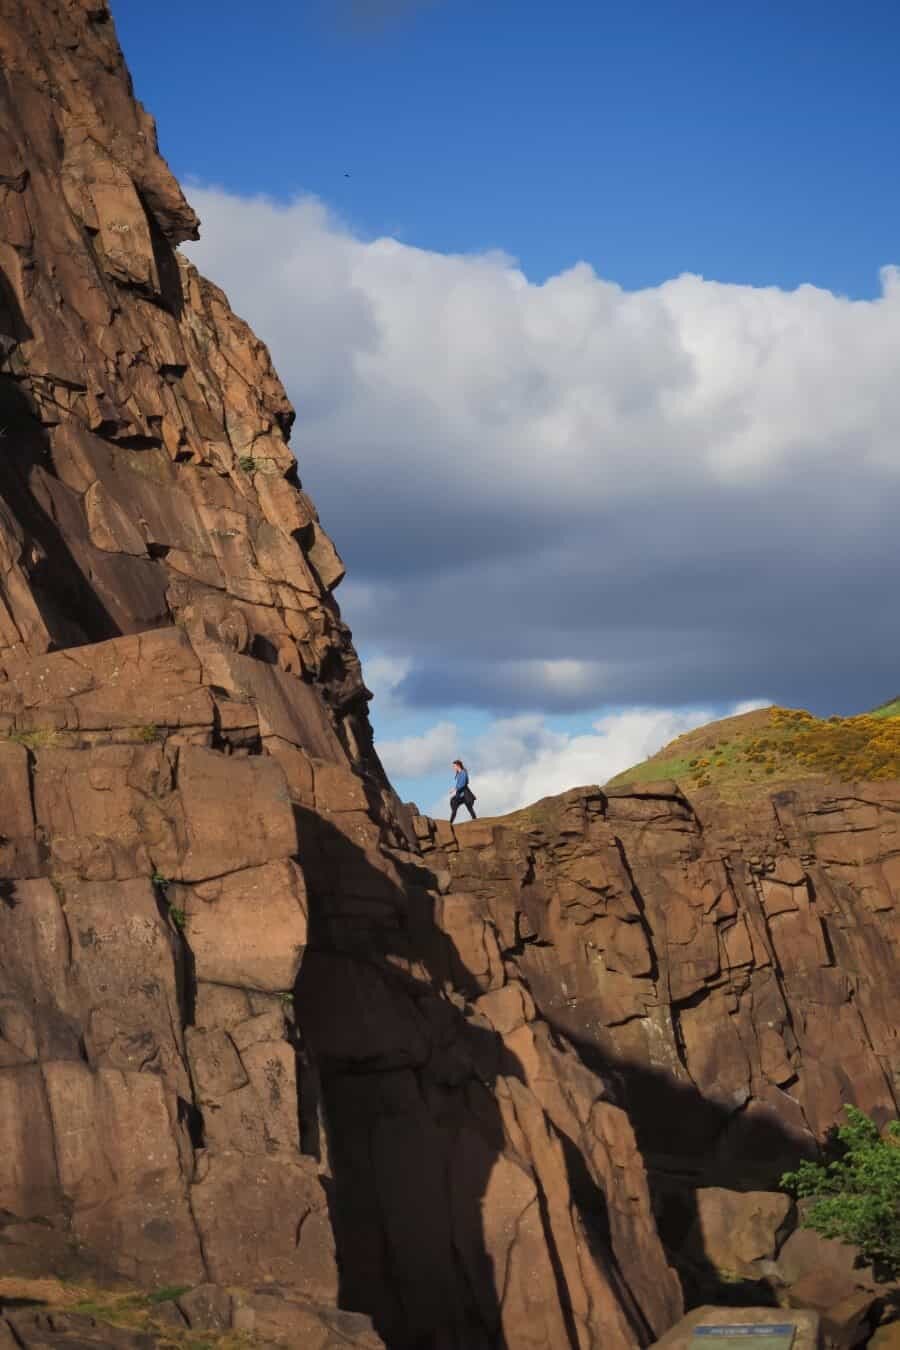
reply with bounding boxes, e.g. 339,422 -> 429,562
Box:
0,3 -> 685,1347
415,780 -> 900,1307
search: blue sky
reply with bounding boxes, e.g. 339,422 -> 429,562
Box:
112,1 -> 900,815
117,0 -> 899,297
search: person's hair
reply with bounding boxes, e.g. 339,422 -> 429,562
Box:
453,759 -> 465,770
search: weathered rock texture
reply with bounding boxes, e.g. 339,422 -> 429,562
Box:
0,1284 -> 384,1349
0,3 -> 686,1348
5,3 -> 898,1347
416,781 -> 900,1303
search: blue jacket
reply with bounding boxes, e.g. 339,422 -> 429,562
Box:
454,769 -> 468,793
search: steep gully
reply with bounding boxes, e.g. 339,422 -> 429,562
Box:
0,2 -> 898,1347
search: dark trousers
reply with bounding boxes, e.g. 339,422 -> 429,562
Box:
449,789 -> 476,823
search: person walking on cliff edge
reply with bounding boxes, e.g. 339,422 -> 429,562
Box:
449,759 -> 477,823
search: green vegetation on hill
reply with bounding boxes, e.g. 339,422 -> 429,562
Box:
608,701 -> 900,798
869,695 -> 900,720
0,1277 -> 252,1349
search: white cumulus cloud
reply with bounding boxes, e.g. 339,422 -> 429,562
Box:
183,189 -> 900,716
420,706 -> 726,818
379,720 -> 458,778
366,651 -> 726,816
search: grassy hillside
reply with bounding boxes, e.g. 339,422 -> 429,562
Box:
607,701 -> 900,799
0,1276 -> 252,1348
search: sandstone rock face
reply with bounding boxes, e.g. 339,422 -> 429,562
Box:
0,1295 -> 382,1349
7,3 -> 895,1347
418,781 -> 900,1304
689,1188 -> 792,1282
0,4 -> 684,1347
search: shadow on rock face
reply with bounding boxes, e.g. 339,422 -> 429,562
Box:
294,805 -> 526,1348
0,374 -> 123,650
1,264 -> 117,648
0,268 -> 179,652
293,808 -> 661,1350
556,1023 -> 812,1310
292,802 -> 824,1344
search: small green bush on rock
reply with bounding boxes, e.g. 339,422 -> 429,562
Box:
781,1106 -> 900,1277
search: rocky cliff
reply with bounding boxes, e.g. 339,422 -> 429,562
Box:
415,780 -> 900,1320
0,4 -> 686,1347
2,4 -> 897,1349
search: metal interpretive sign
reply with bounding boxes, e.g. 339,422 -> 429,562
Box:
691,1327 -> 796,1350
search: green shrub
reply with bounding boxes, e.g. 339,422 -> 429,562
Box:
781,1106 -> 900,1276
238,455 -> 256,473
147,1284 -> 191,1304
